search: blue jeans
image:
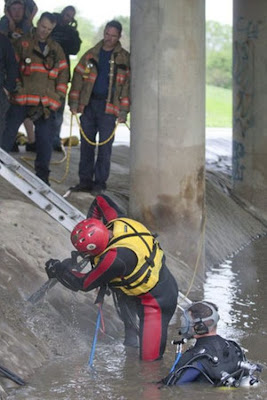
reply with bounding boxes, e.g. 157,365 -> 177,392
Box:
2,104 -> 56,183
79,98 -> 116,187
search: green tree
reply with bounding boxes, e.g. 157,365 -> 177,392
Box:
206,21 -> 232,89
75,16 -> 96,57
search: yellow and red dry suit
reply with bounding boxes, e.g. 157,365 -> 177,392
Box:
51,195 -> 178,361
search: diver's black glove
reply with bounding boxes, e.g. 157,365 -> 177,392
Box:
45,258 -> 60,279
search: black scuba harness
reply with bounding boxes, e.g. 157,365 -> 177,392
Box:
163,339 -> 262,387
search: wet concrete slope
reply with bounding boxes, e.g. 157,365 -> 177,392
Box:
0,139 -> 266,397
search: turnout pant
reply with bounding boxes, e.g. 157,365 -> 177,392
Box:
79,98 -> 116,188
2,104 -> 56,183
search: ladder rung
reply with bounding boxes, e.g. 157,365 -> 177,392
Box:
0,148 -> 86,232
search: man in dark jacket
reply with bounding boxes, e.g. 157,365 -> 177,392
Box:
162,301 -> 262,387
0,32 -> 18,146
51,5 -> 81,151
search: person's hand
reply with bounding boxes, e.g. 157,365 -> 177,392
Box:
117,116 -> 126,123
45,259 -> 60,279
117,111 -> 127,124
70,107 -> 77,115
77,104 -> 85,114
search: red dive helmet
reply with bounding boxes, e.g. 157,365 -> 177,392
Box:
70,218 -> 110,256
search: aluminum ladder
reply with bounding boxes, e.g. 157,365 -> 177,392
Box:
0,148 -> 192,309
0,148 -> 86,231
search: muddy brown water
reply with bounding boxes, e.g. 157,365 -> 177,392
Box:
7,236 -> 267,400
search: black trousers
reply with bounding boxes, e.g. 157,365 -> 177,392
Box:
2,104 -> 56,183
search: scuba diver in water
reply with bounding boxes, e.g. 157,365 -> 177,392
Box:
162,301 -> 262,387
45,194 -> 178,362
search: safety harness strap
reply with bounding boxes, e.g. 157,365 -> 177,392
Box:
109,242 -> 158,289
107,231 -> 152,248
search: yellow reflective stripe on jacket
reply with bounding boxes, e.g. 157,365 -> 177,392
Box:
95,218 -> 163,296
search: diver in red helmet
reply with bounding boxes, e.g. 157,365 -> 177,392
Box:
45,194 -> 178,361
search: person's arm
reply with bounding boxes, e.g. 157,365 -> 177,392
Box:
68,51 -> 89,114
62,26 -> 81,55
54,44 -> 69,103
68,28 -> 81,55
25,0 -> 38,24
52,26 -> 81,56
2,35 -> 18,93
28,4 -> 38,23
87,195 -> 125,222
5,11 -> 16,34
174,363 -> 203,385
117,51 -> 130,123
46,247 -> 136,292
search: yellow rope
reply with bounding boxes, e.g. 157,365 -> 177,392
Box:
20,114 -> 130,183
124,121 -> 131,131
20,115 -> 74,184
185,214 -> 206,298
74,113 -> 119,146
50,114 -> 74,184
20,154 -> 35,169
20,144 -> 67,167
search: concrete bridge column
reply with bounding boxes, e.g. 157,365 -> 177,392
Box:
129,0 -> 206,269
233,0 -> 267,220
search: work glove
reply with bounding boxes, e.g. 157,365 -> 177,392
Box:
45,258 -> 60,279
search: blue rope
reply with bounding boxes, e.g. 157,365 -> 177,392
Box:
88,306 -> 102,367
169,351 -> 182,373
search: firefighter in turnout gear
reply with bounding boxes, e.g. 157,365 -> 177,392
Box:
45,195 -> 179,361
1,12 -> 68,184
68,20 -> 130,194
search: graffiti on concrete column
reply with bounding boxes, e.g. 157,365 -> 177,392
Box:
233,17 -> 259,138
233,140 -> 245,181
